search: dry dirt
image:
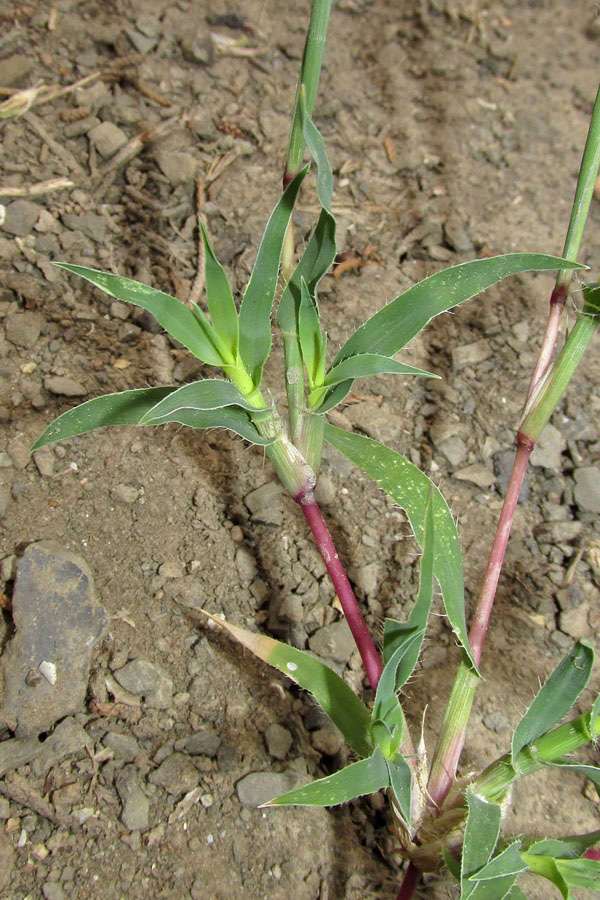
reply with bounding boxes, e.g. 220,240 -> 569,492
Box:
1,0 -> 600,898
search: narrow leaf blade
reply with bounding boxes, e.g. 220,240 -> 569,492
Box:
201,612 -> 372,757
334,255 -> 583,365
55,263 -> 223,365
150,406 -> 271,445
300,90 -> 333,214
31,387 -> 176,450
471,844 -> 527,881
525,831 -> 600,860
298,278 -> 323,388
462,788 -> 502,882
321,354 -> 438,389
139,379 -> 260,424
324,424 -> 475,669
239,168 -> 308,383
267,747 -> 389,807
512,640 -> 594,764
200,221 -> 238,357
386,757 -> 412,824
555,857 -> 600,889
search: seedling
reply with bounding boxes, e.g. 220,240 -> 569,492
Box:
33,2 -> 600,897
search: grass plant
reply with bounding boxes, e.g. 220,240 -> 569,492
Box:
33,3 -> 600,897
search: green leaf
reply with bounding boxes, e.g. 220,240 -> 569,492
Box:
299,277 -> 325,389
590,691 -> 600,738
386,756 -> 412,824
239,167 -> 308,385
471,844 -> 527,881
462,788 -> 502,882
266,747 -> 389,807
373,631 -> 423,725
582,281 -> 600,315
555,857 -> 600,889
512,640 -> 594,765
55,263 -> 223,366
324,424 -> 476,670
143,405 -> 271,445
525,831 -> 600,860
506,889 -> 528,900
201,612 -> 372,758
539,759 -> 600,800
31,386 -> 176,450
313,354 -> 438,412
138,379 -> 261,424
199,221 -> 239,358
300,88 -> 333,214
333,254 -> 583,366
520,853 -> 570,899
444,848 -> 462,881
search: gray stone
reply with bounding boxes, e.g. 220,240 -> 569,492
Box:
535,520 -> 583,544
244,482 -> 283,515
110,301 -> 130,321
0,832 -> 14,893
235,547 -> 257,585
180,33 -> 215,66
279,594 -> 304,624
32,718 -> 92,777
43,375 -> 87,397
148,752 -> 198,796
181,729 -> 221,758
0,484 -> 10,520
113,658 -> 173,709
573,467 -> 600,514
443,216 -> 474,253
310,724 -> 344,756
5,310 -> 45,348
345,401 -> 404,443
314,474 -> 336,506
558,603 -> 590,639
0,55 -> 34,86
155,149 -> 198,185
453,464 -> 495,488
102,731 -> 140,762
125,28 -> 158,53
0,543 -> 106,737
308,620 -> 355,663
551,629 -> 573,650
349,563 -> 380,597
62,212 -> 106,243
235,771 -> 294,808
264,723 -> 293,760
88,121 -> 128,158
116,764 -> 150,831
530,423 -> 566,471
112,483 -> 139,504
451,339 -> 492,369
7,435 -> 31,470
482,711 -> 509,733
2,200 -> 40,236
0,737 -> 41,777
42,883 -> 66,900
33,446 -> 54,477
438,435 -> 467,468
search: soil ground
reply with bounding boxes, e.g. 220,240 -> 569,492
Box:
1,0 -> 599,898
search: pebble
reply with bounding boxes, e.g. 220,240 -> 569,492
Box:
573,467 -> 600,514
535,520 -> 583,544
7,435 -> 31,470
110,300 -> 130,321
314,473 -> 336,506
116,764 -> 150,831
5,310 -> 45,348
551,629 -> 573,649
453,464 -> 495,488
345,401 -> 404,443
0,736 -> 40,777
264,723 -> 293,760
148,752 -> 198,796
32,718 -> 92,777
1,200 -> 40,236
180,32 -> 215,66
530,423 -> 566,471
62,212 -> 106,243
102,731 -> 140,762
482,711 -> 509,733
0,55 -> 34,86
112,483 -> 138,504
88,121 -> 128,158
43,375 -> 87,397
443,216 -> 474,253
0,485 -> 10,520
308,620 -> 355,663
451,339 -> 492,369
349,563 -> 380,597
112,658 -> 173,709
33,446 -> 55,477
437,435 -> 467,467
278,593 -> 304,624
310,724 -> 344,756
155,149 -> 199,185
42,883 -> 67,900
244,481 -> 283,514
0,542 -> 106,737
558,603 -> 590,639
235,547 -> 257,585
181,729 -> 221,758
235,771 -> 294,808
125,28 -> 158,54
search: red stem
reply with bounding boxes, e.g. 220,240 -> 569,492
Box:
525,283 -> 568,404
295,488 -> 383,691
396,862 -> 421,900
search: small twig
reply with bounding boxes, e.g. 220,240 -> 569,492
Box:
0,177 -> 74,197
23,111 -> 86,177
0,773 -> 81,831
205,145 -> 245,185
189,178 -> 207,306
127,78 -> 172,108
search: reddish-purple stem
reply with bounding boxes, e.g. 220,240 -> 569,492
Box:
525,283 -> 568,404
396,862 -> 421,900
295,488 -> 383,691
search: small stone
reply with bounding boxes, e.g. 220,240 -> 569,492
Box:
42,882 -> 66,900
437,435 -> 467,468
235,771 -> 294,808
573,467 -> 600,514
5,310 -> 45,348
33,446 -> 54,477
530,423 -> 566,471
43,375 -> 87,397
110,301 -> 130,320
1,200 -> 40,237
308,620 -> 355,663
451,339 -> 492,369
314,474 -> 336,506
88,121 -> 128,158
111,483 -> 138,504
116,764 -> 150,831
149,752 -> 198,796
182,729 -> 221,758
0,833 -> 15,891
482,711 -> 509,733
7,435 -> 31,470
0,485 -> 10,520
264,723 -> 293,760
32,718 -> 92,777
453,464 -> 495,488
158,559 -> 184,578
0,737 -> 40,777
61,212 -> 106,243
279,594 -> 304,624
550,629 -> 573,650
0,55 -> 34,86
180,33 -> 215,66
244,482 -> 283,515
535,520 -> 583,544
102,731 -> 140,762
0,543 -> 106,737
349,563 -> 380,597
558,603 -> 591,639
235,547 -> 257,585
125,29 -> 158,54
155,149 -> 198,185
345,401 -> 404,443
113,658 -> 173,709
310,724 -> 344,756
443,216 -> 474,253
